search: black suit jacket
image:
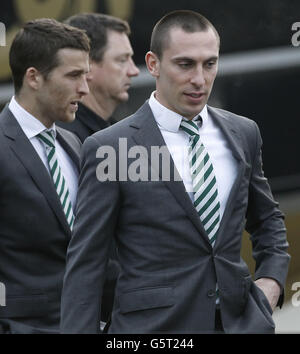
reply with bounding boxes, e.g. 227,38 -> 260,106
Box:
0,106 -> 81,334
57,103 -> 112,143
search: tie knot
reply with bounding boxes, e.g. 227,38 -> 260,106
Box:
180,119 -> 199,137
38,129 -> 56,149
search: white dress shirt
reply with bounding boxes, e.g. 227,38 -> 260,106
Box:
9,96 -> 78,209
148,91 -> 238,221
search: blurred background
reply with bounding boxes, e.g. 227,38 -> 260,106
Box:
0,0 -> 299,333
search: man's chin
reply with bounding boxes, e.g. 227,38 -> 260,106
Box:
58,114 -> 76,124
185,104 -> 207,119
118,92 -> 130,103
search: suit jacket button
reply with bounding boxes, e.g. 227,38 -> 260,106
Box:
207,290 -> 215,298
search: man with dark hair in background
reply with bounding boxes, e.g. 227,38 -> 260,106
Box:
0,18 -> 90,333
58,13 -> 139,142
61,10 -> 289,334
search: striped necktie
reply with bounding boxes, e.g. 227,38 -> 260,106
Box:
38,129 -> 75,230
180,118 -> 220,246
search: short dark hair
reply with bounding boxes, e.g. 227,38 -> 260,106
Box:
64,13 -> 131,62
9,18 -> 90,94
150,10 -> 220,59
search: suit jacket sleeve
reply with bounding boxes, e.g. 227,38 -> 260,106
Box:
245,122 -> 290,296
60,135 -> 120,333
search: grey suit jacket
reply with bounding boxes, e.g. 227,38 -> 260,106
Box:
61,102 -> 290,334
0,106 -> 81,334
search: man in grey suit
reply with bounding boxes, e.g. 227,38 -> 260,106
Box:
57,13 -> 140,325
0,19 -> 89,333
61,10 -> 290,333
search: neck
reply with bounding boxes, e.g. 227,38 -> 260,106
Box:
15,93 -> 53,128
82,92 -> 116,120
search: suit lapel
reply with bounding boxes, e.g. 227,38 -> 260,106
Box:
130,103 -> 212,249
1,108 -> 72,238
207,106 -> 248,251
56,128 -> 80,171
208,106 -> 246,163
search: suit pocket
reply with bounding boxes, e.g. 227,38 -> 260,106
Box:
0,289 -> 60,318
0,294 -> 49,318
252,282 -> 274,315
119,286 -> 175,314
246,281 -> 275,330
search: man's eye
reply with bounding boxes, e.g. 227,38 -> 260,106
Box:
117,57 -> 128,63
68,72 -> 80,78
206,61 -> 217,68
178,62 -> 192,68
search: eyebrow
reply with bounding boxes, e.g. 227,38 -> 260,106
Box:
115,51 -> 134,58
205,56 -> 219,61
66,68 -> 88,76
172,55 -> 219,62
173,57 -> 193,62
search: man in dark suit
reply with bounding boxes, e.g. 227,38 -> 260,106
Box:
60,10 -> 290,333
58,13 -> 139,142
0,18 -> 90,334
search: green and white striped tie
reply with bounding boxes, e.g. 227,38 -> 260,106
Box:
181,119 -> 220,246
38,129 -> 75,230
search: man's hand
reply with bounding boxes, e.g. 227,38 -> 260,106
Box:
254,277 -> 281,312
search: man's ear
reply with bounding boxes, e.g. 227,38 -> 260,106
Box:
145,51 -> 160,78
24,67 -> 42,90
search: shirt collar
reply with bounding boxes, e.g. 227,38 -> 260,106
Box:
8,96 -> 56,139
149,91 -> 208,132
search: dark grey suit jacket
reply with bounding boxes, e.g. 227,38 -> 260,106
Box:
58,103 -> 120,323
0,106 -> 81,334
61,102 -> 290,334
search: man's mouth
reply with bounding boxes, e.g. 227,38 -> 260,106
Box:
185,92 -> 205,98
184,92 -> 206,102
70,101 -> 79,112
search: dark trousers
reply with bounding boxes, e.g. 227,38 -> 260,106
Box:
104,309 -> 225,334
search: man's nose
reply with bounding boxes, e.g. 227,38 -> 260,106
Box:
78,76 -> 90,96
190,67 -> 205,87
128,58 -> 140,77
